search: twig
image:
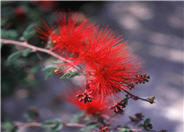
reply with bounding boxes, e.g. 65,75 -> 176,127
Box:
131,129 -> 144,132
16,121 -> 85,128
122,89 -> 154,104
17,122 -> 41,128
0,38 -> 81,71
64,123 -> 85,128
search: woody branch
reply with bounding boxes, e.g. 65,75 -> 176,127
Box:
122,88 -> 155,104
0,38 -> 81,71
16,121 -> 85,128
15,121 -> 143,132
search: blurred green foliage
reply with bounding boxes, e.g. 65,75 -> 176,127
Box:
2,122 -> 17,132
1,1 -> 44,99
70,112 -> 84,123
42,120 -> 63,132
1,29 -> 18,39
1,1 -> 102,98
1,2 -> 87,125
42,65 -> 58,80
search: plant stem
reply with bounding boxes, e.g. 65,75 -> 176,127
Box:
123,88 -> 154,104
16,121 -> 86,128
0,39 -> 81,71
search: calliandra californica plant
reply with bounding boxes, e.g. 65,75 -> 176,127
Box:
38,12 -> 152,129
2,11 -> 166,132
38,12 -> 150,100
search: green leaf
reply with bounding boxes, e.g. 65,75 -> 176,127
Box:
7,49 -> 31,62
22,49 -> 31,57
44,71 -> 53,80
1,29 -> 18,39
42,120 -> 54,127
29,65 -> 39,73
70,112 -> 84,123
24,76 -> 36,86
7,50 -> 23,62
138,124 -> 144,128
42,66 -> 57,72
24,108 -> 39,121
59,71 -> 79,79
144,118 -> 150,126
20,23 -> 37,41
123,96 -> 129,105
42,120 -> 63,132
96,115 -> 105,124
119,128 -> 129,132
2,122 -> 17,132
53,60 -> 62,64
28,10 -> 41,21
5,58 -> 26,66
52,123 -> 63,132
79,127 -> 91,132
42,66 -> 57,80
86,122 -> 97,126
69,71 -> 79,78
119,128 -> 133,132
86,122 -> 98,129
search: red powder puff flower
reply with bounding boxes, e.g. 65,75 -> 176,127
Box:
38,12 -> 144,99
77,27 -> 123,67
69,90 -> 110,115
71,97 -> 109,115
38,12 -> 93,58
76,27 -> 142,97
61,87 -> 110,115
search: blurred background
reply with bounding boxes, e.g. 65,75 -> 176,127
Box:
1,1 -> 184,132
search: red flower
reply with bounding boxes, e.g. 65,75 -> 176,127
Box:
78,27 -> 122,67
38,12 -> 93,58
76,27 -> 142,97
62,88 -> 110,115
70,96 -> 109,115
39,12 -> 143,99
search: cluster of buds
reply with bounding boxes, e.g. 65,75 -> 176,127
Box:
134,74 -> 150,84
110,100 -> 127,114
129,113 -> 144,124
91,125 -> 109,132
98,125 -> 109,132
127,83 -> 135,90
76,90 -> 93,104
125,73 -> 150,91
145,123 -> 153,130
